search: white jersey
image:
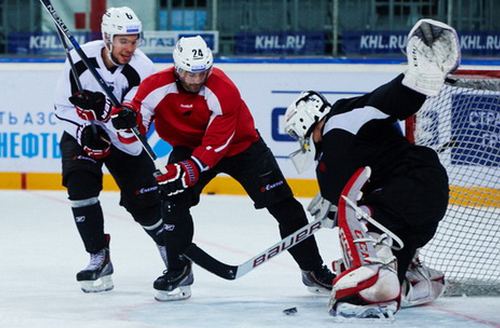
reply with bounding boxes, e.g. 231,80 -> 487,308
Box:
53,40 -> 156,156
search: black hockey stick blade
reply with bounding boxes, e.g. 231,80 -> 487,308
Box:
184,243 -> 238,280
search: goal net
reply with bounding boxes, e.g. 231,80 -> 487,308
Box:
406,70 -> 500,296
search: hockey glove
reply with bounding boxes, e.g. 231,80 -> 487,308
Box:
156,158 -> 201,196
69,90 -> 111,122
111,103 -> 142,132
76,122 -> 112,159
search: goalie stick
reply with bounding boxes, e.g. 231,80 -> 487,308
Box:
183,215 -> 334,280
38,0 -> 165,174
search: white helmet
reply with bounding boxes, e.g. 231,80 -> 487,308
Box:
285,91 -> 331,141
284,91 -> 331,173
173,35 -> 213,73
101,7 -> 142,44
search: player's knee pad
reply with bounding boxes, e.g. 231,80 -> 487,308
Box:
160,193 -> 192,223
66,171 -> 101,200
141,216 -> 165,246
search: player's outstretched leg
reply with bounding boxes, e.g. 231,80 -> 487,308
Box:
76,234 -> 114,293
327,167 -> 400,320
154,262 -> 194,301
402,18 -> 461,96
401,250 -> 445,307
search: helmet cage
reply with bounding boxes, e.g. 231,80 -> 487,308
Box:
284,91 -> 331,173
284,91 -> 331,141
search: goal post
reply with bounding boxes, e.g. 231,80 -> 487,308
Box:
406,69 -> 500,296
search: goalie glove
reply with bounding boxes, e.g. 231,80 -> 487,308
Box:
76,122 -> 111,159
402,18 -> 461,97
69,90 -> 111,122
155,157 -> 203,196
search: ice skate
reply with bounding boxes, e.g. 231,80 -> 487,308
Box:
154,263 -> 194,301
301,265 -> 335,294
401,252 -> 445,307
76,234 -> 114,293
402,18 -> 460,96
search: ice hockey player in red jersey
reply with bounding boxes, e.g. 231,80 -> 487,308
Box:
284,19 -> 459,319
54,7 -> 167,293
111,35 -> 335,301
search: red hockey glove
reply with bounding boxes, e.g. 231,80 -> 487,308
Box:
156,158 -> 201,196
69,90 -> 111,122
111,103 -> 142,132
76,122 -> 111,159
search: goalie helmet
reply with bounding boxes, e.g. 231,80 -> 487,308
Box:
101,7 -> 142,44
284,91 -> 331,173
285,91 -> 331,141
173,35 -> 213,73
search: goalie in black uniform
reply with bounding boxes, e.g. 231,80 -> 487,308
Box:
284,19 -> 460,319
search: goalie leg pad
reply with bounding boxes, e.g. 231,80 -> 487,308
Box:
328,167 -> 401,319
402,18 -> 461,96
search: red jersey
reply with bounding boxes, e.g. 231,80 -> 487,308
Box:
131,67 -> 259,168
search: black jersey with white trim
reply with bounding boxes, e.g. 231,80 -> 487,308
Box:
53,40 -> 156,156
316,74 -> 441,205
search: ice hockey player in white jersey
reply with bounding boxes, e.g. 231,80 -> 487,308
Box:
53,7 -> 165,294
284,19 -> 459,319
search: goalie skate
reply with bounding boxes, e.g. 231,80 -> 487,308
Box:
327,167 -> 401,321
154,263 -> 194,301
402,18 -> 461,96
401,251 -> 445,308
76,234 -> 114,293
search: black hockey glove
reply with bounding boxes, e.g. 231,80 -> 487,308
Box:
111,103 -> 140,131
76,122 -> 111,159
69,90 -> 111,122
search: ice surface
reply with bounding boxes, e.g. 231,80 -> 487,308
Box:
1,190 -> 499,328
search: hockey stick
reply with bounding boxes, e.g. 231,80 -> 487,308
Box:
39,0 -> 165,173
53,23 -> 106,135
184,214 -> 334,280
55,26 -> 83,93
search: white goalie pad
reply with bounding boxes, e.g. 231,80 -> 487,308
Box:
328,167 -> 401,320
402,18 -> 461,97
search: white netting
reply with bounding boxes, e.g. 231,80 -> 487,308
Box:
410,70 -> 500,296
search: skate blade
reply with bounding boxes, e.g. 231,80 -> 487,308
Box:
307,286 -> 331,295
329,301 -> 396,323
80,275 -> 114,293
155,286 -> 192,302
